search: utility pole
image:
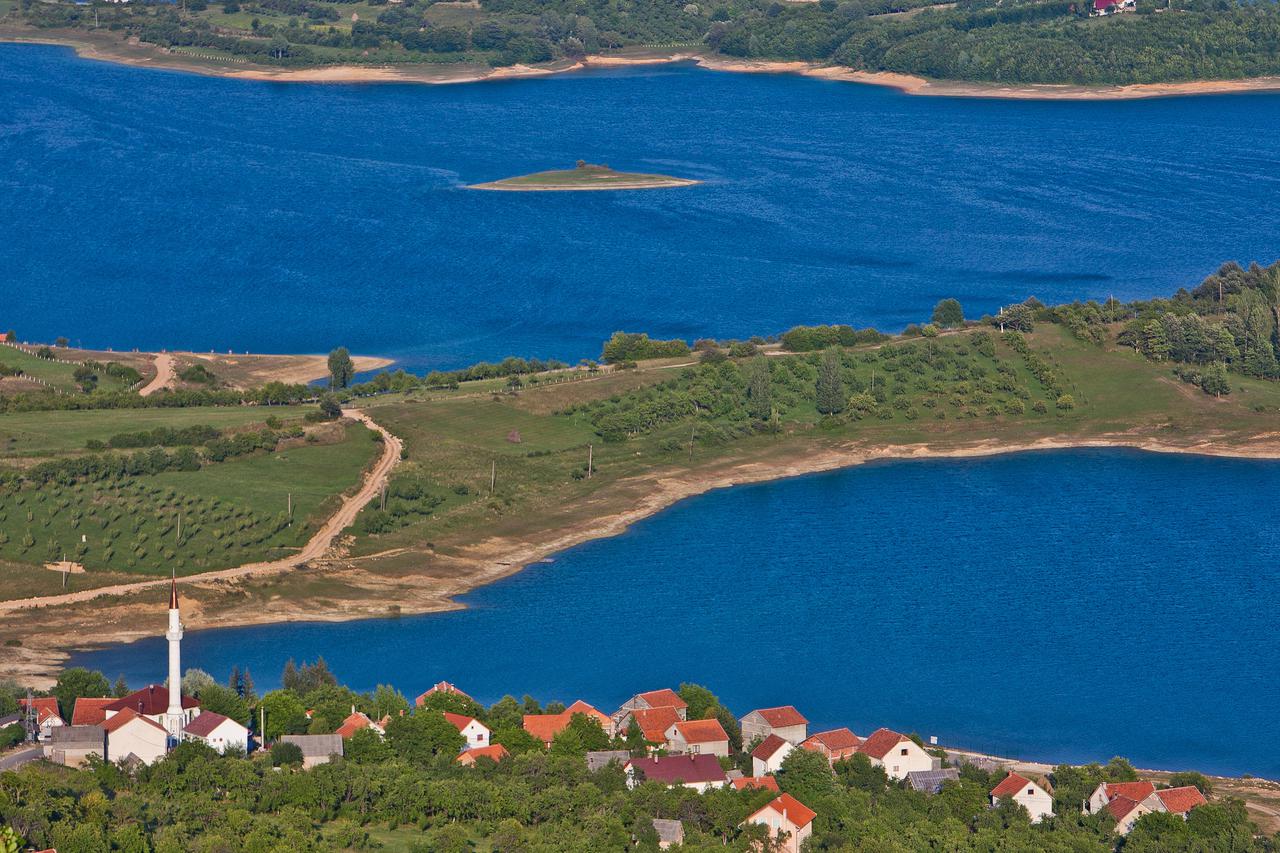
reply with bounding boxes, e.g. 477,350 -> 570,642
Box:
489,460 -> 496,495
587,444 -> 593,479
380,484 -> 386,511
176,513 -> 182,546
688,423 -> 696,462
287,492 -> 292,523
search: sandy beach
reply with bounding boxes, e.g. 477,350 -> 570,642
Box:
8,30 -> 1280,100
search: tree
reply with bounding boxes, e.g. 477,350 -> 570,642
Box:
815,348 -> 846,415
55,336 -> 69,348
834,752 -> 887,792
385,710 -> 466,762
181,668 -> 216,695
994,304 -> 1035,333
776,747 -> 836,803
746,357 -> 772,420
259,690 -> 309,739
550,713 -> 610,755
368,684 -> 410,720
1167,771 -> 1213,796
3,331 -> 14,343
112,675 -> 129,698
318,393 -> 342,420
195,683 -> 250,723
346,726 -> 393,763
492,725 -> 543,756
270,740 -> 304,766
327,347 -> 355,389
52,668 -> 111,719
931,298 -> 964,328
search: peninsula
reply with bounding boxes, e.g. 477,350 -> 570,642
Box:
470,162 -> 700,192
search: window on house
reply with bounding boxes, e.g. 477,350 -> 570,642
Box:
900,748 -> 908,755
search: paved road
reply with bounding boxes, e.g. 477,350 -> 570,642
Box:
0,746 -> 41,770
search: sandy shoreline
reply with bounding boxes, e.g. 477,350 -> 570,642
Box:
8,32 -> 1280,100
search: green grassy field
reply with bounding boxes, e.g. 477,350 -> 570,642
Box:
0,405 -> 311,459
0,421 -> 376,580
0,345 -> 136,394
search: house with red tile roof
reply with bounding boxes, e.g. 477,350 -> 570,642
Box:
182,711 -> 250,754
743,793 -> 816,853
19,697 -> 64,741
732,776 -> 781,792
565,700 -> 612,728
522,700 -> 609,747
856,728 -> 933,780
1106,795 -> 1155,835
71,697 -> 116,727
801,728 -> 861,764
103,685 -> 199,732
625,754 -> 728,792
990,772 -> 1054,823
457,744 -> 510,767
665,718 -> 730,757
751,733 -> 794,777
612,689 -> 687,733
336,710 -> 384,740
102,708 -> 169,766
626,706 -> 682,746
1146,785 -> 1208,817
741,706 -> 808,745
444,712 -> 491,749
414,681 -> 473,707
1085,780 -> 1156,816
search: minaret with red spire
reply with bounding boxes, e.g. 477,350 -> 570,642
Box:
164,570 -> 184,739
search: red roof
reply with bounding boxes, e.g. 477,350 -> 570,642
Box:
457,744 -> 509,765
857,728 -> 910,760
443,712 -> 484,734
633,706 -> 682,743
523,713 -> 570,745
1093,0 -> 1118,9
751,706 -> 808,728
1155,786 -> 1207,814
750,793 -> 817,829
183,711 -> 237,738
635,689 -> 686,711
732,776 -> 780,791
104,685 -> 198,716
414,681 -> 473,707
1105,781 -> 1155,803
565,700 -> 611,725
627,754 -> 726,785
991,772 -> 1037,799
803,728 -> 861,754
673,718 -> 728,745
751,733 -> 790,761
102,707 -> 166,735
20,696 -> 61,723
71,697 -> 116,726
1107,795 -> 1143,822
336,711 -> 375,739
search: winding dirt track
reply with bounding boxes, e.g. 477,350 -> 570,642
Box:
0,409 -> 401,613
138,353 -> 175,396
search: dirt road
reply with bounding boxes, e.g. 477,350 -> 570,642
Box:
138,353 -> 175,396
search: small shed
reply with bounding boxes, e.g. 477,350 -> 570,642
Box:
651,818 -> 684,849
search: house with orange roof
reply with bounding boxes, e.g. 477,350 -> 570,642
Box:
102,707 -> 169,766
732,776 -> 781,792
182,711 -> 250,754
856,728 -> 934,780
456,744 -> 510,767
19,697 -> 65,741
801,728 -> 861,764
1085,780 -> 1156,815
443,712 -> 490,749
743,793 -> 816,853
741,706 -> 808,745
1145,785 -> 1208,817
414,681 -> 473,708
625,706 -> 682,746
1106,795 -> 1156,835
665,718 -> 730,757
990,772 -> 1054,823
612,689 -> 687,733
751,733 -> 794,777
70,697 -> 116,727
336,709 -> 384,740
523,700 -> 609,747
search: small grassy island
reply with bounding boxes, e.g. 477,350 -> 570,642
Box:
470,161 -> 700,192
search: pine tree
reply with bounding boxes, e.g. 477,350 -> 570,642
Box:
282,659 -> 298,692
113,675 -> 129,698
747,357 -> 772,420
229,665 -> 242,694
815,349 -> 846,415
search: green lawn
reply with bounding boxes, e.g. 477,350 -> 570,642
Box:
0,405 -> 311,459
0,345 -> 135,394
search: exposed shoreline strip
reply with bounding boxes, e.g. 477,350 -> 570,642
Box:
8,33 -> 1280,101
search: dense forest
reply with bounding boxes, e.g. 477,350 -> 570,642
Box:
10,0 -> 1280,83
0,666 -> 1271,852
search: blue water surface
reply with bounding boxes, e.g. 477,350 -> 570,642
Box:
4,45 -> 1280,369
72,449 -> 1280,777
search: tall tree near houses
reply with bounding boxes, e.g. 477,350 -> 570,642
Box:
746,356 -> 772,420
931,298 -> 965,328
327,347 -> 355,389
815,348 -> 846,415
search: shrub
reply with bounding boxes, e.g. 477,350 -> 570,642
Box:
1056,394 -> 1075,410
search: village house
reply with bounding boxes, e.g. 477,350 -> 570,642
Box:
182,711 -> 250,754
103,708 -> 169,766
18,697 -> 64,741
626,754 -> 728,792
103,685 -> 200,732
1106,795 -> 1156,835
336,709 -> 385,740
856,728 -> 934,780
906,768 -> 960,794
1085,780 -> 1155,816
612,689 -> 687,733
522,700 -> 609,747
651,818 -> 685,850
743,793 -> 816,853
626,706 -> 682,747
414,681 -> 473,708
1090,0 -> 1135,16
45,725 -> 104,767
741,706 -> 808,745
990,772 -> 1054,823
1148,786 -> 1208,817
586,749 -> 632,772
732,776 -> 781,792
751,733 -> 794,777
71,697 -> 116,727
444,712 -> 491,749
457,744 -> 510,767
1083,781 -> 1206,832
801,728 -> 861,764
665,718 -> 730,757
281,734 -> 344,768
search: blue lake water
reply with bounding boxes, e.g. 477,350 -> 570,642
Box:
4,44 -> 1280,370
72,449 -> 1280,777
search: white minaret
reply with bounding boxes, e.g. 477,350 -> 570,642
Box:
164,572 -> 184,739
